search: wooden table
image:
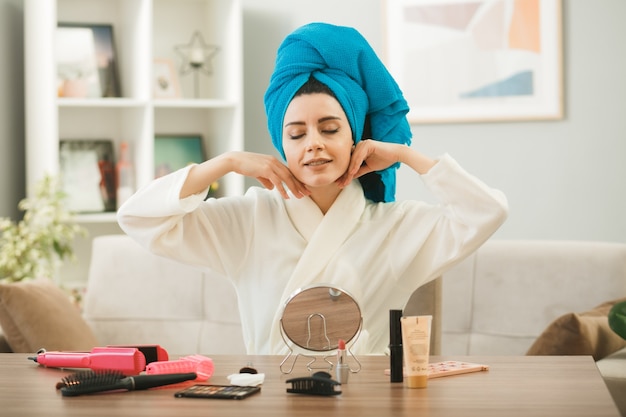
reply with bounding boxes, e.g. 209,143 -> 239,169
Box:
0,353 -> 620,416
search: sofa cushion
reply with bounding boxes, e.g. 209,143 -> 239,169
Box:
526,298 -> 626,361
0,279 -> 99,353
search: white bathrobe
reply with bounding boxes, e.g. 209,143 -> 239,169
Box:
117,154 -> 508,355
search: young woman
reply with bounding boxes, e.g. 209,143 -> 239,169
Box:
117,23 -> 508,355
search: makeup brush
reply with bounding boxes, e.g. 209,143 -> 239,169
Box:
58,369 -> 197,397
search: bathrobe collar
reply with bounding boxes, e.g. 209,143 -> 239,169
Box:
269,181 -> 366,353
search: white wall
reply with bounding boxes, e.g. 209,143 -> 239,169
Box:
241,0 -> 626,243
0,0 -> 25,220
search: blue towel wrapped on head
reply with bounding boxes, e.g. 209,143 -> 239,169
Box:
264,22 -> 412,203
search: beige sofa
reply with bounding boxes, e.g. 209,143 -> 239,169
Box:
81,236 -> 626,415
440,239 -> 626,356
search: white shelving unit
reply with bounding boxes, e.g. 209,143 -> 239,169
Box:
24,0 -> 243,223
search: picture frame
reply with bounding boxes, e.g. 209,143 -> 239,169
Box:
153,58 -> 182,98
59,139 -> 117,213
56,23 -> 121,98
154,135 -> 206,178
383,0 -> 563,123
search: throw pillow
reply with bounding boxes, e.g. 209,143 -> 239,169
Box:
0,279 -> 99,353
526,298 -> 626,361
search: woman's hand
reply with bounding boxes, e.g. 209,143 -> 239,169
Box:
181,151 -> 309,199
228,152 -> 310,199
337,140 -> 437,187
338,140 -> 402,187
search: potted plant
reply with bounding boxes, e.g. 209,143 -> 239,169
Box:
0,175 -> 86,283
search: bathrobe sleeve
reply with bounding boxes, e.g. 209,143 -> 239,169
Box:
401,153 -> 508,281
116,164 -> 259,277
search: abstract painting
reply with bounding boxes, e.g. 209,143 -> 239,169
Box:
384,0 -> 563,123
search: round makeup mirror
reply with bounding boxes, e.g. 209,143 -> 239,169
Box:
278,285 -> 362,373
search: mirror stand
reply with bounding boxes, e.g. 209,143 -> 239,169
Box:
279,316 -> 363,374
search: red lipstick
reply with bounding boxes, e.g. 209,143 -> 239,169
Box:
335,339 -> 349,383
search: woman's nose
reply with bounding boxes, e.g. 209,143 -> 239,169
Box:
305,131 -> 323,151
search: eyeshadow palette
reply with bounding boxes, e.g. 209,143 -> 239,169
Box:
428,361 -> 490,379
174,384 -> 261,400
384,360 -> 489,379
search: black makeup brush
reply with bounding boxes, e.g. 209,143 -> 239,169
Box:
58,370 -> 197,397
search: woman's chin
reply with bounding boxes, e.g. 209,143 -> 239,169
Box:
303,178 -> 342,190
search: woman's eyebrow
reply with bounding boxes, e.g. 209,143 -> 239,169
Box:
284,120 -> 305,128
284,116 -> 342,128
318,116 -> 341,123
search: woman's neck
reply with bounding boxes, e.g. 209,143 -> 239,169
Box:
308,184 -> 343,214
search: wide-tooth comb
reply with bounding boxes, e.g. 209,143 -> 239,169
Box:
58,370 -> 197,397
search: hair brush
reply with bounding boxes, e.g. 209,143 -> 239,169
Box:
57,369 -> 197,397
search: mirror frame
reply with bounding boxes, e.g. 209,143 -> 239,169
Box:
278,285 -> 363,374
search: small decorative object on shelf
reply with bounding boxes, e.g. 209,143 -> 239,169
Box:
0,175 -> 87,283
174,31 -> 220,98
153,58 -> 181,99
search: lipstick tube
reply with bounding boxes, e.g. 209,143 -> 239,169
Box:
335,339 -> 350,384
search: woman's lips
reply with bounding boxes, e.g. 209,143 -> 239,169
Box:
304,158 -> 331,166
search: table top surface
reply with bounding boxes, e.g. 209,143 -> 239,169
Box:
0,353 -> 620,417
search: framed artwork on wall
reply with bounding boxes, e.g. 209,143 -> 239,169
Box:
383,0 -> 563,123
154,134 -> 205,178
56,23 -> 121,98
59,139 -> 116,213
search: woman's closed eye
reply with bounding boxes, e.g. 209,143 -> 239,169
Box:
288,132 -> 306,140
287,128 -> 340,140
